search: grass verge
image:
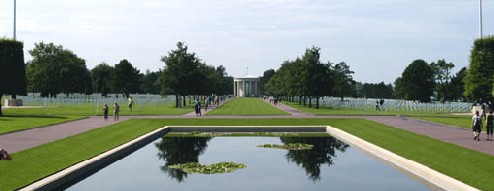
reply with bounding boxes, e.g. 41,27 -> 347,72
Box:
412,115 -> 471,129
0,118 -> 491,190
207,98 -> 289,115
0,103 -> 192,134
2,103 -> 193,116
0,115 -> 85,135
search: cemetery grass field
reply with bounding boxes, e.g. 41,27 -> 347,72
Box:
207,97 -> 289,115
2,102 -> 193,116
286,102 -> 455,116
1,118 -> 492,191
287,102 -> 475,129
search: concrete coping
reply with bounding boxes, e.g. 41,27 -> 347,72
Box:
21,126 -> 478,191
327,126 -> 478,191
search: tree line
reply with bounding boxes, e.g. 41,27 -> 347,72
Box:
3,36 -> 494,114
261,47 -> 356,109
260,45 -> 475,108
5,40 -> 233,104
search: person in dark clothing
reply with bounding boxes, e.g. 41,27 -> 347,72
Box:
113,102 -> 120,121
0,149 -> 12,160
195,99 -> 202,116
472,111 -> 483,141
379,99 -> 385,111
103,104 -> 109,121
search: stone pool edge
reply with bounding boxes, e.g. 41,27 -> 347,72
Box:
326,126 -> 478,191
20,127 -> 171,191
21,126 -> 477,191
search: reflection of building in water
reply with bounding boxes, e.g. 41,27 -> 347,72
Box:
233,75 -> 260,97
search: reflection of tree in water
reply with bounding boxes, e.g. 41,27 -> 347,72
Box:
155,137 -> 212,182
280,136 -> 349,181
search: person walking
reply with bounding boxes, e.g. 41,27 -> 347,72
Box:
194,99 -> 202,117
472,110 -> 483,141
113,102 -> 120,121
128,96 -> 134,111
486,110 -> 494,140
103,104 -> 109,121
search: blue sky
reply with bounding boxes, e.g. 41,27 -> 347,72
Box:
0,0 -> 493,83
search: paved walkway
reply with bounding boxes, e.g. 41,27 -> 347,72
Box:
2,102 -> 493,158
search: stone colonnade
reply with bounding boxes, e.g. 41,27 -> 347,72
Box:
233,76 -> 260,97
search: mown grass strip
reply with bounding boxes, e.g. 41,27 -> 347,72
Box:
0,115 -> 85,135
0,103 -> 192,134
412,115 -> 471,129
2,103 -> 192,116
207,98 -> 289,115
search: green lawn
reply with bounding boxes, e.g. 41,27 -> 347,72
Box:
0,103 -> 192,134
1,118 -> 492,190
207,97 -> 289,115
0,115 -> 85,135
2,103 -> 192,116
412,115 -> 472,129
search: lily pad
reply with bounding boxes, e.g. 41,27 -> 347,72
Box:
168,162 -> 247,174
257,143 -> 314,150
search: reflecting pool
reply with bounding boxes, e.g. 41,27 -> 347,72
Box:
67,136 -> 439,191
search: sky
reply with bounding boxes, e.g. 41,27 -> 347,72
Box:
0,0 -> 493,84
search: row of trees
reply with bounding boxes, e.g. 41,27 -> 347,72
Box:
393,59 -> 466,102
262,47 -> 355,109
260,47 -> 470,107
26,42 -> 157,97
23,42 -> 233,102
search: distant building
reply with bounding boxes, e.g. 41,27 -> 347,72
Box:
234,75 -> 260,97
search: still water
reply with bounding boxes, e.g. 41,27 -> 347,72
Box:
67,136 -> 436,191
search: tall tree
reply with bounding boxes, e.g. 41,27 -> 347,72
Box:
160,42 -> 202,107
26,42 -> 91,97
260,69 -> 275,95
430,59 -> 454,102
0,39 -> 26,116
450,67 -> 467,101
91,63 -> 113,96
265,47 -> 334,109
331,62 -> 355,101
395,59 -> 435,102
464,36 -> 494,102
214,65 -> 233,95
112,59 -> 141,97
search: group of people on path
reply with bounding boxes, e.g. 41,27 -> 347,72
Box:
194,95 -> 222,116
375,99 -> 385,111
102,96 -> 133,121
472,104 -> 494,141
